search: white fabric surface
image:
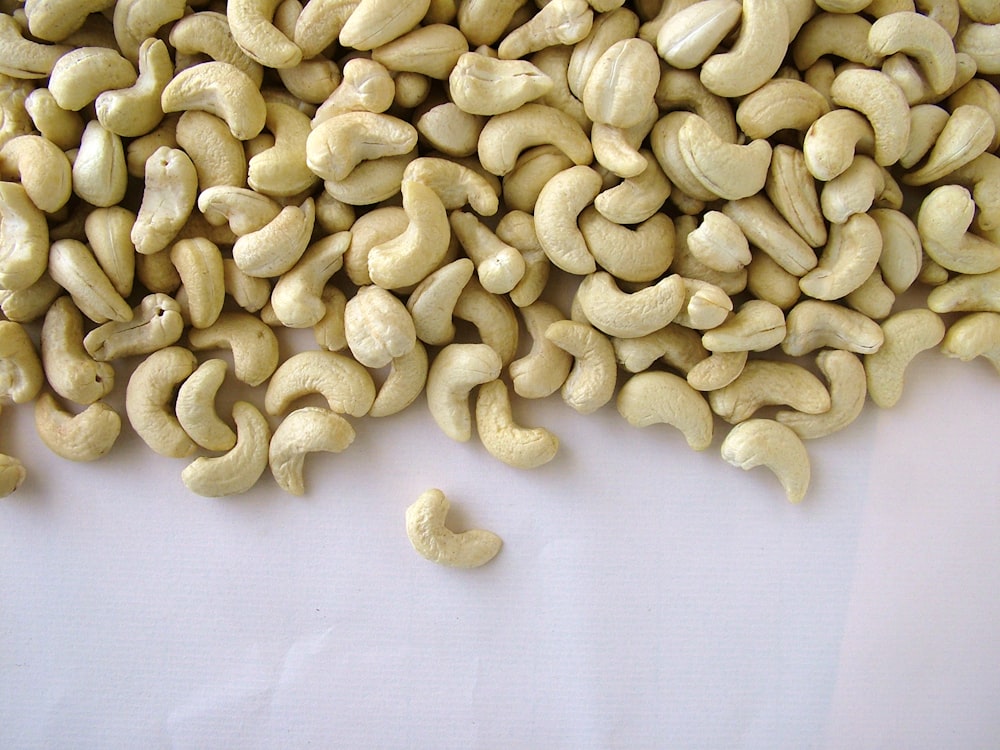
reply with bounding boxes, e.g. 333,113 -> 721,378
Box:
1,351 -> 998,749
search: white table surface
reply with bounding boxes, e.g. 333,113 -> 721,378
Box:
1,341 -> 998,749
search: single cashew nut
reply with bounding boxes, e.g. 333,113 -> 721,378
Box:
917,184 -> 1000,274
678,114 -> 773,201
426,342 -> 502,442
655,0 -> 742,70
702,299 -> 787,353
533,165 -> 603,275
84,293 -> 184,361
125,346 -> 199,458
453,278 -> 521,366
227,0 -> 302,69
616,370 -> 713,451
344,285 -> 417,369
161,61 -> 267,141
720,419 -> 811,503
175,358 -> 236,453
497,0 -> 594,60
41,296 -> 115,405
575,272 -> 686,338
339,0 -> 431,51
131,146 -> 198,256
269,406 -> 356,495
830,68 -> 911,167
708,359 -> 832,425
940,312 -> 1000,374
0,182 -> 50,291
232,197 -> 315,278
305,111 -> 417,182
612,324 -> 709,376
544,319 -> 617,414
782,299 -> 885,356
0,320 -> 43,405
475,379 -> 559,468
405,488 -> 502,568
186,311 -> 280,387
49,46 -> 136,111
450,210 -> 525,295
34,393 -> 120,462
926,268 -> 1000,314
477,103 -> 593,177
48,238 -> 132,324
181,401 -> 271,497
799,212 -> 884,301
699,0 -> 790,98
264,350 -> 376,417
369,340 -> 429,418
406,258 -> 475,346
448,52 -> 554,116
509,301 -> 573,399
0,134 -> 73,213
864,308 -> 946,408
776,349 -> 868,439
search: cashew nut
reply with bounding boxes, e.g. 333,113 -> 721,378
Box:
175,358 -> 236,452
264,350 -> 376,418
940,312 -> 1000,374
84,292 -> 184,361
405,488 -> 502,568
864,308 -> 946,408
160,61 -> 267,141
617,370 -> 713,450
776,349 -> 868,439
426,342 -> 502,441
186,311 -> 280,387
181,401 -> 271,497
544,319 -> 617,414
344,285 -> 417,369
782,299 -> 885,356
0,181 -> 50,291
720,419 -> 810,503
475,379 -> 559,468
125,346 -> 199,458
575,271 -> 685,338
369,340 -> 429,418
269,406 -> 356,495
34,392 -> 120,462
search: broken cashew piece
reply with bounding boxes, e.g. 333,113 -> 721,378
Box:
269,406 -> 356,495
475,379 -> 559,469
34,393 -> 120,462
720,419 -> 811,503
181,401 -> 271,497
405,488 -> 502,568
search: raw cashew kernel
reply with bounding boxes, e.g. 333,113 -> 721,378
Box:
34,393 -> 120,462
576,272 -> 686,338
655,0 -> 742,70
509,301 -> 573,400
544,320 -> 617,414
0,13 -> 71,79
344,285 -> 417,369
426,342 -> 502,442
94,37 -> 171,138
170,238 -> 225,330
687,210 -> 752,273
305,111 -> 417,182
84,293 -> 185,361
406,258 -> 475,346
926,268 -> 1000,314
917,184 -> 1000,274
776,349 -> 868,439
798,213 -> 883,301
264,350 -> 376,418
181,401 -> 271,497
269,406 -> 356,495
124,346 -> 198,458
369,340 -> 429,418
477,103 -> 593,177
131,146 -> 198,256
186,311 -> 280,387
475,379 -> 559,469
941,312 -> 1000,374
249,101 -> 319,197
533,165 -> 602,275
48,238 -> 132,324
582,38 -> 659,129
864,308 -> 946,408
616,370 -> 713,451
868,10 -> 956,95
160,61 -> 267,141
227,0 -> 303,69
368,179 -> 451,289
0,181 -> 51,291
830,68 -> 911,167
271,233 -> 349,329
678,114 -> 773,201
339,0 -> 431,51
0,320 -> 43,405
708,359 -> 832,425
720,419 -> 811,503
701,299 -> 786,353
450,210 -> 525,295
782,299 -> 885,356
48,46 -> 136,112
904,105 -> 996,186
0,134 -> 73,213
175,359 -> 236,452
699,0 -> 790,98
448,52 -> 554,116
579,209 -> 673,284
405,488 -> 502,568
41,296 -> 114,405
497,0 -> 594,60
232,197 -> 315,278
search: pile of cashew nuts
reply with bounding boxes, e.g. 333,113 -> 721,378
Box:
1,0 -> 999,564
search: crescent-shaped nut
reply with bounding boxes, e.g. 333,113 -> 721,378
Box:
270,233 -> 349,329
406,258 -> 475,346
477,103 -> 593,177
175,358 -> 236,452
306,111 -> 417,183
268,406 -> 356,495
868,10 -> 956,96
904,105 -> 996,187
678,115 -> 772,201
453,279 -> 520,366
264,350 -> 376,418
702,299 -> 786,353
168,11 -> 264,86
581,38 -> 659,129
227,0 -> 302,69
47,239 -> 132,324
776,349 -> 868,439
170,238 -> 225,330
765,145 -> 827,250
917,184 -> 1000,274
533,165 -> 602,275
49,46 -> 136,111
248,101 -> 319,197
41,296 -> 115,405
736,79 -> 831,141
475,379 -> 559,469
34,393 -> 120,462
94,37 -> 172,138
450,210 -> 525,295
699,0 -> 789,98
371,23 -> 469,79
579,209 -> 673,284
131,146 -> 198,256
496,0 -> 593,60
181,401 -> 271,497
830,68 -> 911,167
0,320 -> 43,405
232,197 -> 315,278
403,157 -> 500,216
864,308 -> 946,408
612,324 -> 708,376
803,109 -> 877,182
0,14 -> 71,78
125,346 -> 199,458
509,301 -> 573,400
575,272 -> 686,338
161,61 -> 267,141
616,370 -> 713,451
926,269 -> 1000,315
686,210 -> 752,273
544,320 -> 617,414
708,359 -> 832,425
369,340 -> 429,418
720,419 -> 811,503
448,52 -> 553,116
0,134 -> 73,213
0,181 -> 50,291
197,186 -> 282,236
655,0 -> 742,70
185,311 -> 279,387
687,349 -> 749,392
593,150 -> 671,224
871,208 -> 923,295
405,488 -> 502,568
940,312 -> 1000,374
426,342 -> 502,442
340,0 -> 431,50
722,196 -> 818,277
798,213 -> 883,301
782,299 -> 885,357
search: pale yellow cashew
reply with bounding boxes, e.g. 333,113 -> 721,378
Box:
306,110 -> 417,182
269,406 -> 356,495
48,46 -> 136,112
678,114 -> 772,201
47,239 -> 132,324
0,274 -> 62,324
802,108 -> 876,182
736,79 -> 831,141
232,197 -> 315,278
406,258 -> 475,346
509,301 -> 573,400
497,0 -> 594,60
449,210 -> 525,295
792,12 -> 881,71
475,379 -> 559,469
160,61 -> 267,141
955,21 -> 1000,76
372,23 -> 469,79
71,120 -> 128,209
776,349 -> 867,440
476,103 -> 593,177
402,157 -> 500,216
579,209 -> 673,284
720,419 -> 810,503
94,37 -> 171,138
830,68 -> 911,167
575,272 -> 686,339
264,350 -> 376,418
722,196 -> 818,277
903,105 -> 996,186
708,359 -> 831,425
612,324 -> 708,376
702,299 -> 786,353
344,285 -> 417,369
405,488 -> 502,568
369,340 -> 429,418
765,145 -> 827,250
426,342 -> 502,442
227,0 -> 302,69
368,179 -> 451,290
170,238 -> 225,330
175,358 -> 236,453
453,279 -> 520,366
594,150 -> 671,224
655,0 -> 741,70
0,320 -> 43,405
448,52 -> 554,117
799,213 -> 884,301
0,14 -> 70,79
339,0 -> 431,51
182,401 -> 271,497
85,207 -> 136,299
0,134 -> 73,213
782,299 -> 885,357
83,293 -> 184,362
41,296 -> 115,405
270,233 -> 349,329
312,58 -> 395,123
197,186 -> 281,235
186,311 -> 279,387
23,88 -> 84,150
617,370 -> 713,451
533,165 -> 602,275
34,393 -> 120,462
699,0 -> 789,98
941,312 -> 1000,374
927,269 -> 1000,314
544,319 -> 617,414
917,184 -> 1000,274
168,11 -> 264,87
125,346 -> 199,458
581,38 -> 659,129
864,308 -> 946,408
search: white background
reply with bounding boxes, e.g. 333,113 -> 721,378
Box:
1,345 -> 999,749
